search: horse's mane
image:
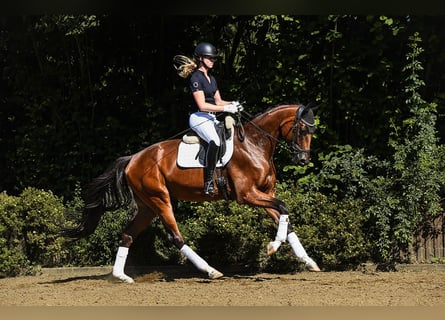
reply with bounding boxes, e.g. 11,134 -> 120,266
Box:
247,101 -> 304,122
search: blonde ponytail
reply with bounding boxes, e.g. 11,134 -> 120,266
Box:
173,55 -> 197,78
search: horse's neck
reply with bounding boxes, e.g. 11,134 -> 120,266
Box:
236,122 -> 277,158
248,113 -> 281,140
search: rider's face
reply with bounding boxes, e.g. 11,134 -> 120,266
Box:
202,55 -> 215,68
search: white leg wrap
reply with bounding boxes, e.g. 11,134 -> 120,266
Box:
267,215 -> 289,255
275,214 -> 289,242
268,240 -> 282,252
180,244 -> 224,279
180,244 -> 211,273
112,246 -> 134,283
287,231 -> 308,260
288,232 -> 320,271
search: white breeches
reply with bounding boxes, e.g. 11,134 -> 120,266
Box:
189,112 -> 221,146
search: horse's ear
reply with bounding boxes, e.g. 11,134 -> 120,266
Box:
310,104 -> 321,115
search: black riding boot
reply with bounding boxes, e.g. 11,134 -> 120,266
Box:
203,141 -> 219,196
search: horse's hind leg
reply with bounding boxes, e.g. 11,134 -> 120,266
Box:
157,202 -> 223,279
112,199 -> 157,283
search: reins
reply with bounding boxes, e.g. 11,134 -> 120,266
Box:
238,110 -> 281,144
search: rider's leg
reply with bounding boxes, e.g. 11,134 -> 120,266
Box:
189,112 -> 221,144
203,140 -> 220,195
189,112 -> 221,195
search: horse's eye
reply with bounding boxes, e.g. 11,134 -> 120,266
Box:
299,127 -> 309,135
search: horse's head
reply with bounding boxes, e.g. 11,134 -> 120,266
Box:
285,105 -> 316,166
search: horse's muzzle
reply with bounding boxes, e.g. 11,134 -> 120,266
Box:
293,152 -> 310,166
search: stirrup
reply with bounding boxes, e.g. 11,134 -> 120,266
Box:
204,180 -> 215,196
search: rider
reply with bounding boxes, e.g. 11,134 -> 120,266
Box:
174,42 -> 242,195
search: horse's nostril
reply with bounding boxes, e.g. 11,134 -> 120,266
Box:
298,156 -> 310,166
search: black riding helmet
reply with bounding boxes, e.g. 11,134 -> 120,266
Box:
194,42 -> 218,58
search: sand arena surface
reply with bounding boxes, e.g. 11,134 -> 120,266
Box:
1,264 -> 444,306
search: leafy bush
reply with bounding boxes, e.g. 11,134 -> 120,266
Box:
0,192 -> 29,277
359,32 -> 444,269
276,183 -> 371,270
178,201 -> 274,271
18,188 -> 68,267
0,188 -> 67,277
65,209 -> 130,266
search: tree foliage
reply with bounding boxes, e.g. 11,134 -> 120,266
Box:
2,15 -> 445,197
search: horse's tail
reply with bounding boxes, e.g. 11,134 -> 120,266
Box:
62,155 -> 133,240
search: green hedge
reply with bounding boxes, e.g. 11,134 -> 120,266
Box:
0,188 -> 67,277
0,182 -> 371,277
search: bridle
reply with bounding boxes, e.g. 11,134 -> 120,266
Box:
288,105 -> 316,160
237,105 -> 316,163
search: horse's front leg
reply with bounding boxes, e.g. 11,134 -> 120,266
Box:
263,203 -> 289,255
264,205 -> 321,272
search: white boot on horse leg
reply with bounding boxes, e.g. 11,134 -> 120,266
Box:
180,244 -> 223,279
287,232 -> 321,272
267,215 -> 289,256
112,246 -> 135,283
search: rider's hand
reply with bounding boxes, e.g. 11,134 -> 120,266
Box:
232,101 -> 244,112
223,104 -> 238,113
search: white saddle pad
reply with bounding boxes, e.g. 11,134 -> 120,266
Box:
177,132 -> 234,168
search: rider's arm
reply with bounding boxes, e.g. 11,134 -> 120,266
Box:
213,90 -> 232,106
193,90 -> 231,112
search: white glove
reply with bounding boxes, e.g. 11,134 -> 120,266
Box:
223,104 -> 238,113
232,101 -> 244,112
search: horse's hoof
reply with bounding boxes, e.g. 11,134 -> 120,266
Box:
305,259 -> 321,272
112,273 -> 135,283
208,269 -> 224,279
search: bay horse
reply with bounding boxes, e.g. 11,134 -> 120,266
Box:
63,104 -> 320,283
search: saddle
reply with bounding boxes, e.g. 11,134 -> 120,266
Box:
177,115 -> 236,168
